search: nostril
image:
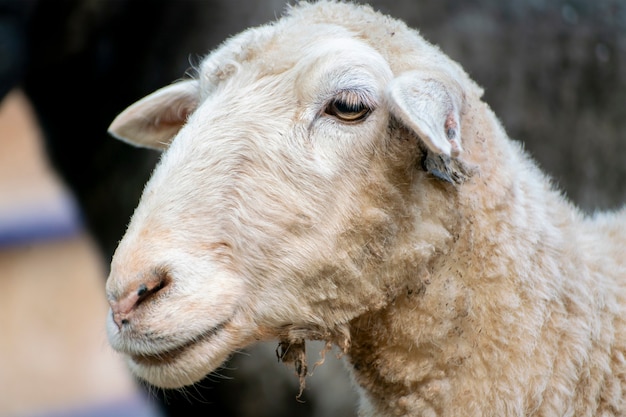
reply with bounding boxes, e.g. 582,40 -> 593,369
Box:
110,270 -> 170,329
134,277 -> 168,307
137,283 -> 149,298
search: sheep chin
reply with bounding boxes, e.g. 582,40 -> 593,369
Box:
125,319 -> 247,389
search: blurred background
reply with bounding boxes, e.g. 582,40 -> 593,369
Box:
0,0 -> 624,416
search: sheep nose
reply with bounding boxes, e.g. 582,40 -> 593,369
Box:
108,277 -> 167,329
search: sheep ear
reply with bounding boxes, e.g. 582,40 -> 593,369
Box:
386,71 -> 463,159
108,80 -> 199,151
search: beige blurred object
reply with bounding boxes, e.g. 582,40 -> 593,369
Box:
0,90 -> 63,212
0,89 -> 140,416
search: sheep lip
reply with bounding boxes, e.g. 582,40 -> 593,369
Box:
129,320 -> 229,367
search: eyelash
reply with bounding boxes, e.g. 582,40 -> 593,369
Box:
323,90 -> 373,123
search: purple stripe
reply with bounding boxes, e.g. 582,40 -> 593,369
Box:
0,194 -> 83,248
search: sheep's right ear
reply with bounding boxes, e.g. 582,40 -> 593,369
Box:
108,80 -> 199,151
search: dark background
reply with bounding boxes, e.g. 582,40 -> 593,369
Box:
2,0 -> 624,416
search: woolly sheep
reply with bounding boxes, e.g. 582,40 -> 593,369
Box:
105,1 -> 626,416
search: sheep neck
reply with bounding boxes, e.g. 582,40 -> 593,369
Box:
343,101 -> 626,416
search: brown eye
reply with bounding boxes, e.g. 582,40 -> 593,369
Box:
325,99 -> 371,122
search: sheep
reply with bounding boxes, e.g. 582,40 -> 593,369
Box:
104,1 -> 626,416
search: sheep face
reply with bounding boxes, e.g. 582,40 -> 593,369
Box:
106,7 -> 467,389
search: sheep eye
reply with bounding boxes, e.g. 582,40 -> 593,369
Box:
325,99 -> 371,122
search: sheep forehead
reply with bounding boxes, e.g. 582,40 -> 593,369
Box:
197,15 -> 394,96
296,36 -> 391,74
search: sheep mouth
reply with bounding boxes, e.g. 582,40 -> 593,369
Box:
129,321 -> 229,367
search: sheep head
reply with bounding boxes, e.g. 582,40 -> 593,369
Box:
106,1 -> 478,389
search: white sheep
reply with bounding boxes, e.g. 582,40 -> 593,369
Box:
105,1 -> 626,416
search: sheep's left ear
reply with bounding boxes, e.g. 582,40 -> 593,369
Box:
386,71 -> 470,184
108,80 -> 199,151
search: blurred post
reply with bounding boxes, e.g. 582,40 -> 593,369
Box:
0,89 -> 162,417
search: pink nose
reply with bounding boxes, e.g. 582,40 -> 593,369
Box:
108,276 -> 168,329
